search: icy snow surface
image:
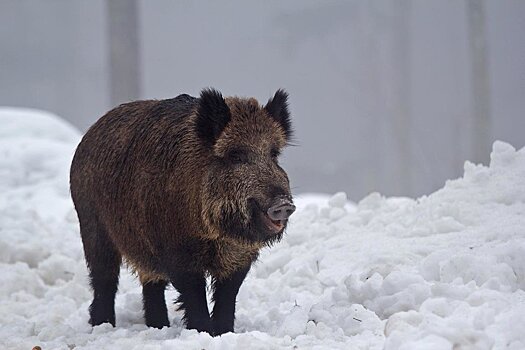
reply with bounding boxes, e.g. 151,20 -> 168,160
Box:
1,108 -> 525,350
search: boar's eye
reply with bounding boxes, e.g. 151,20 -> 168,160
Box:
227,149 -> 249,164
270,148 -> 280,160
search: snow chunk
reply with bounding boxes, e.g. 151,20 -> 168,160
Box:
328,192 -> 348,208
490,141 -> 516,168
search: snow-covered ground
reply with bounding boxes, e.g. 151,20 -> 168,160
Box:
1,108 -> 524,350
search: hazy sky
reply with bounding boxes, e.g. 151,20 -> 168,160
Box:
1,0 -> 524,199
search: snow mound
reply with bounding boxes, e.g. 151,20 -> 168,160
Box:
0,107 -> 80,143
0,109 -> 524,350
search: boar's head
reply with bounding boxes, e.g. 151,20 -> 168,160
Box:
197,88 -> 295,244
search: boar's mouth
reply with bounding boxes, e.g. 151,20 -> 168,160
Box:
249,199 -> 288,236
219,199 -> 288,244
260,211 -> 286,233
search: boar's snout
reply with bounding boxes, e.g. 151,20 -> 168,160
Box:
267,196 -> 296,221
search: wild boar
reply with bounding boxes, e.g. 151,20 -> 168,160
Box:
70,88 -> 295,335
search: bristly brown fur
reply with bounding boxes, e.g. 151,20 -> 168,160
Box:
70,88 -> 294,334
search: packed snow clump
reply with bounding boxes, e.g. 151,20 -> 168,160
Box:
1,108 -> 524,349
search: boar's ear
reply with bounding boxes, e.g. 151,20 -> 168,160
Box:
196,88 -> 231,147
264,89 -> 292,141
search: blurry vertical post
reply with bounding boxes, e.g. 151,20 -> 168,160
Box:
467,0 -> 492,164
107,0 -> 141,106
390,0 -> 412,196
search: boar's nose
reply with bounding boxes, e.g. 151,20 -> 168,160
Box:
267,197 -> 296,221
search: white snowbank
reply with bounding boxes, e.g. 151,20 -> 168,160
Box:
0,108 -> 524,349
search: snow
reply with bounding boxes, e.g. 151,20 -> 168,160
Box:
1,107 -> 524,349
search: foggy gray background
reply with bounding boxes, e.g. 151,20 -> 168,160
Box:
1,0 -> 524,200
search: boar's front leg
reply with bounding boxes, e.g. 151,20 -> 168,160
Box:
142,280 -> 170,329
211,265 -> 251,335
171,271 -> 212,333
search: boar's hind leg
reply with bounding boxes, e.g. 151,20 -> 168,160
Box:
142,279 -> 170,329
171,271 -> 212,334
211,265 -> 251,335
79,213 -> 121,327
